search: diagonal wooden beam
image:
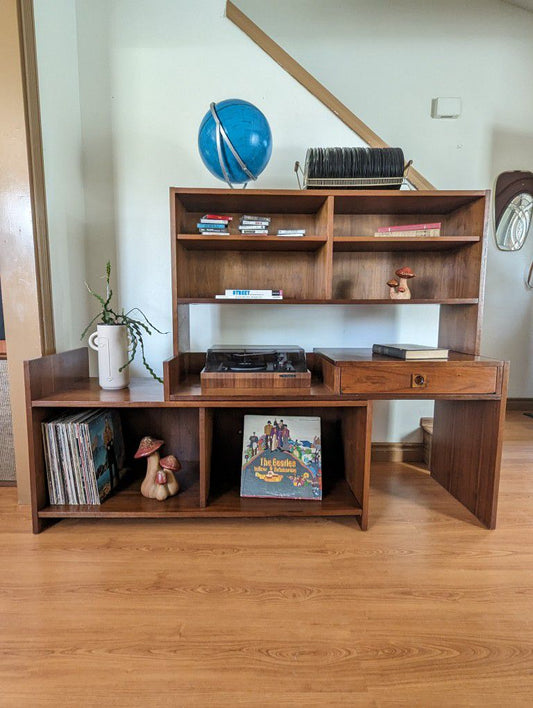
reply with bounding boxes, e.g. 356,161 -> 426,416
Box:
226,0 -> 435,191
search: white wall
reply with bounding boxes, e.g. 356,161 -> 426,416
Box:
237,0 -> 533,397
34,0 -> 88,352
36,0 -> 533,444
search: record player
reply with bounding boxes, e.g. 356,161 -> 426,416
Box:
201,345 -> 311,395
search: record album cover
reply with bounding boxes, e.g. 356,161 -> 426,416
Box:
241,415 -> 322,500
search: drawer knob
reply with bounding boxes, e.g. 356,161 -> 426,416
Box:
412,373 -> 427,387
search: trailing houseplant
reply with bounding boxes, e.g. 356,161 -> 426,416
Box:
81,261 -> 166,385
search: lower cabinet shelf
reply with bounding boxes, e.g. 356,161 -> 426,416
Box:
29,369 -> 371,531
37,475 -> 362,519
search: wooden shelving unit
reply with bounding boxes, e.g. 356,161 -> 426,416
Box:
25,188 -> 508,534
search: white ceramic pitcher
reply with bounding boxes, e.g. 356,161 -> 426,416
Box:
88,324 -> 130,390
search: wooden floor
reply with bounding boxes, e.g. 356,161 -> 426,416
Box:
1,412 -> 532,707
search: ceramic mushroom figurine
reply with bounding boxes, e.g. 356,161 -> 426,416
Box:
134,436 -> 165,499
387,267 -> 415,299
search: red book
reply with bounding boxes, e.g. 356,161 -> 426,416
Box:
203,214 -> 233,221
377,222 -> 441,233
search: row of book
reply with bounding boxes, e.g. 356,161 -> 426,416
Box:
42,409 -> 126,505
374,222 -> 441,237
195,213 -> 306,237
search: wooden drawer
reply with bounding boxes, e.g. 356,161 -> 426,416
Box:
339,363 -> 499,395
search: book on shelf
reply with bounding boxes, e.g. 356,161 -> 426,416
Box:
215,293 -> 283,300
225,289 -> 283,297
198,231 -> 230,235
199,218 -> 230,225
277,229 -> 306,236
197,221 -> 228,229
372,343 -> 450,359
241,415 -> 322,500
202,214 -> 233,221
238,228 -> 269,234
42,409 -> 126,505
374,228 -> 440,237
241,215 -> 271,223
375,222 -> 441,237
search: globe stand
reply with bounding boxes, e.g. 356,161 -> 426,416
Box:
209,102 -> 257,189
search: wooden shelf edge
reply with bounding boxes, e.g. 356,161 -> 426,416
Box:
38,480 -> 363,519
177,298 -> 479,305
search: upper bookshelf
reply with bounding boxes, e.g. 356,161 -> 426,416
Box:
171,188 -> 489,354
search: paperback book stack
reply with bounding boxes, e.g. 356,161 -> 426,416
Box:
197,214 -> 232,235
375,222 -> 441,237
42,409 -> 126,505
239,215 -> 270,235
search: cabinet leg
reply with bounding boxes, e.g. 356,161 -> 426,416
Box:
431,396 -> 507,529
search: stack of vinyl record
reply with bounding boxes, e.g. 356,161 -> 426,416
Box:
303,147 -> 407,189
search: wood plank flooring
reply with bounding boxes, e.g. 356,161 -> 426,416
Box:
0,411 -> 532,706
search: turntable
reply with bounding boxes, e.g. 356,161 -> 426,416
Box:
201,345 -> 311,395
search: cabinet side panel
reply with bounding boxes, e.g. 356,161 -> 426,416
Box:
438,304 -> 481,354
199,408 -> 213,507
343,403 -> 372,530
315,196 -> 334,298
25,348 -> 89,400
431,381 -> 507,529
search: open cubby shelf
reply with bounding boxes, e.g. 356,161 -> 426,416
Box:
173,188 -> 486,302
26,188 -> 508,533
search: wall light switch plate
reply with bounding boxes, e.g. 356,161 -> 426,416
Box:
431,97 -> 462,118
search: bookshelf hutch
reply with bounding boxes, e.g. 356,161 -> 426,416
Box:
25,188 -> 508,533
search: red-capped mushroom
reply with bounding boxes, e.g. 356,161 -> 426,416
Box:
159,455 -> 181,497
395,266 -> 415,280
134,436 -> 164,459
386,278 -> 399,298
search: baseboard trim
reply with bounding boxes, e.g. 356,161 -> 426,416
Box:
507,398 -> 533,411
371,442 -> 425,463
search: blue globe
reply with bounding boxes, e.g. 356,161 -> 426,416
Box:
198,99 -> 272,185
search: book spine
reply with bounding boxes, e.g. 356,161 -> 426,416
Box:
277,230 -> 306,235
203,214 -> 233,220
241,215 -> 271,222
42,422 -> 57,505
215,294 -> 283,300
199,219 -> 230,225
372,344 -> 405,359
198,231 -> 230,235
55,422 -> 78,504
196,222 -> 227,229
224,289 -> 282,296
47,422 -> 66,504
374,228 -> 440,238
377,222 -> 441,233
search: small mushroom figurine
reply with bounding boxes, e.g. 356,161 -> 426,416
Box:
157,455 -> 181,500
134,436 -> 181,501
387,267 -> 415,299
